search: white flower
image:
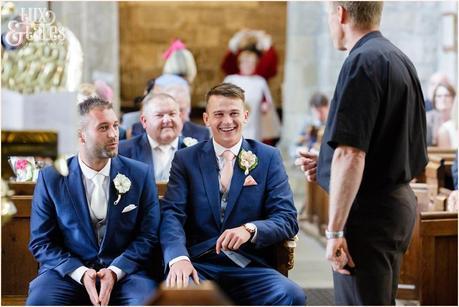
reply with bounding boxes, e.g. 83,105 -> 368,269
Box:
238,150 -> 258,175
183,137 -> 198,147
113,173 -> 131,205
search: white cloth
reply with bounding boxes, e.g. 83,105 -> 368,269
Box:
78,155 -> 110,222
223,74 -> 273,140
90,174 -> 107,220
147,135 -> 179,181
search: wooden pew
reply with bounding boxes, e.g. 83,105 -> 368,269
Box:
397,210 -> 458,305
1,182 -> 37,306
303,181 -> 329,236
425,153 -> 455,210
414,147 -> 456,183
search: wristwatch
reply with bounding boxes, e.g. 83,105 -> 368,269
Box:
243,223 -> 256,238
325,230 -> 344,240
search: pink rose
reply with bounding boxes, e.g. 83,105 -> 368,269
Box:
15,159 -> 29,170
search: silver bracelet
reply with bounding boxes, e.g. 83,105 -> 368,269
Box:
325,230 -> 344,240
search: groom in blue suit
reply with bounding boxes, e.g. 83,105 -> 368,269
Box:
160,83 -> 306,305
27,97 -> 160,305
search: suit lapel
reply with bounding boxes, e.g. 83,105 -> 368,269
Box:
222,139 -> 250,225
99,156 -> 126,250
65,156 -> 98,248
198,140 -> 222,227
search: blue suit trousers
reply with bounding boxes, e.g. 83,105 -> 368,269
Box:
26,269 -> 157,305
192,253 -> 306,306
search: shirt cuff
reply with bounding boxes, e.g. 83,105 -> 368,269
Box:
69,266 -> 89,285
169,256 -> 191,268
108,265 -> 126,282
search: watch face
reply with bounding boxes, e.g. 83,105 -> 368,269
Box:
245,223 -> 255,233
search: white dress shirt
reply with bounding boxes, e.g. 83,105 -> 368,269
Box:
147,135 -> 179,181
69,156 -> 125,284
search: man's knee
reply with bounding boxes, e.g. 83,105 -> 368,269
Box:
273,279 -> 306,305
26,270 -> 85,305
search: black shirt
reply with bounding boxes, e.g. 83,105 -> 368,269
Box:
317,31 -> 428,193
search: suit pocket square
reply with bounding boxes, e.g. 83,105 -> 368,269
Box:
243,175 -> 258,186
122,204 -> 138,213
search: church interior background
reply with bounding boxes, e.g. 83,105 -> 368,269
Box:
1,1 -> 458,305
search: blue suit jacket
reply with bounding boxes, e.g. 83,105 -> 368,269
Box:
182,121 -> 210,142
29,155 -> 160,278
131,121 -> 210,142
118,134 -> 187,175
160,139 -> 298,267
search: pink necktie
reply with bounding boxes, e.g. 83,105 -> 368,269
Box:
220,150 -> 235,193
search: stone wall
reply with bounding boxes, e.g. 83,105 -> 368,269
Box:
119,1 -> 286,109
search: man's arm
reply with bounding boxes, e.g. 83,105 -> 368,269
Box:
326,145 -> 365,274
109,166 -> 160,274
160,152 -> 199,287
248,149 -> 299,248
29,170 -> 85,277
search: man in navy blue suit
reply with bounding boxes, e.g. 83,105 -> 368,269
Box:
160,83 -> 305,305
27,97 -> 160,305
119,93 -> 193,182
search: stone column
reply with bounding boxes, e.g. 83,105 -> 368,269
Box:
51,1 -> 120,111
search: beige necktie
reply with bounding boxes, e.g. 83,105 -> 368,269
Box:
90,174 -> 106,220
220,150 -> 235,193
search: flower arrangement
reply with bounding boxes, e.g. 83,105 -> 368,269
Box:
183,137 -> 198,147
113,173 -> 131,205
237,150 -> 258,175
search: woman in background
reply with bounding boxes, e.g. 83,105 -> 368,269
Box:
426,83 -> 456,146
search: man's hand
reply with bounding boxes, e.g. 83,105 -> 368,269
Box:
294,148 -> 318,182
97,268 -> 117,306
326,237 -> 355,275
82,269 -> 100,306
166,260 -> 200,288
216,226 -> 251,254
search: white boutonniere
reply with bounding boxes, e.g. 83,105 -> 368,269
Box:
237,150 -> 258,175
183,137 -> 198,147
113,173 -> 131,205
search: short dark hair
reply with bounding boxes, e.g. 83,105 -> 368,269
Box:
78,97 -> 113,128
78,97 -> 112,116
309,92 -> 329,109
333,1 -> 384,29
205,83 -> 245,108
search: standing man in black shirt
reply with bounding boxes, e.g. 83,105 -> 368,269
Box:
295,2 -> 428,305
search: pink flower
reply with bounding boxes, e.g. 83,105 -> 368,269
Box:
15,159 -> 29,170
